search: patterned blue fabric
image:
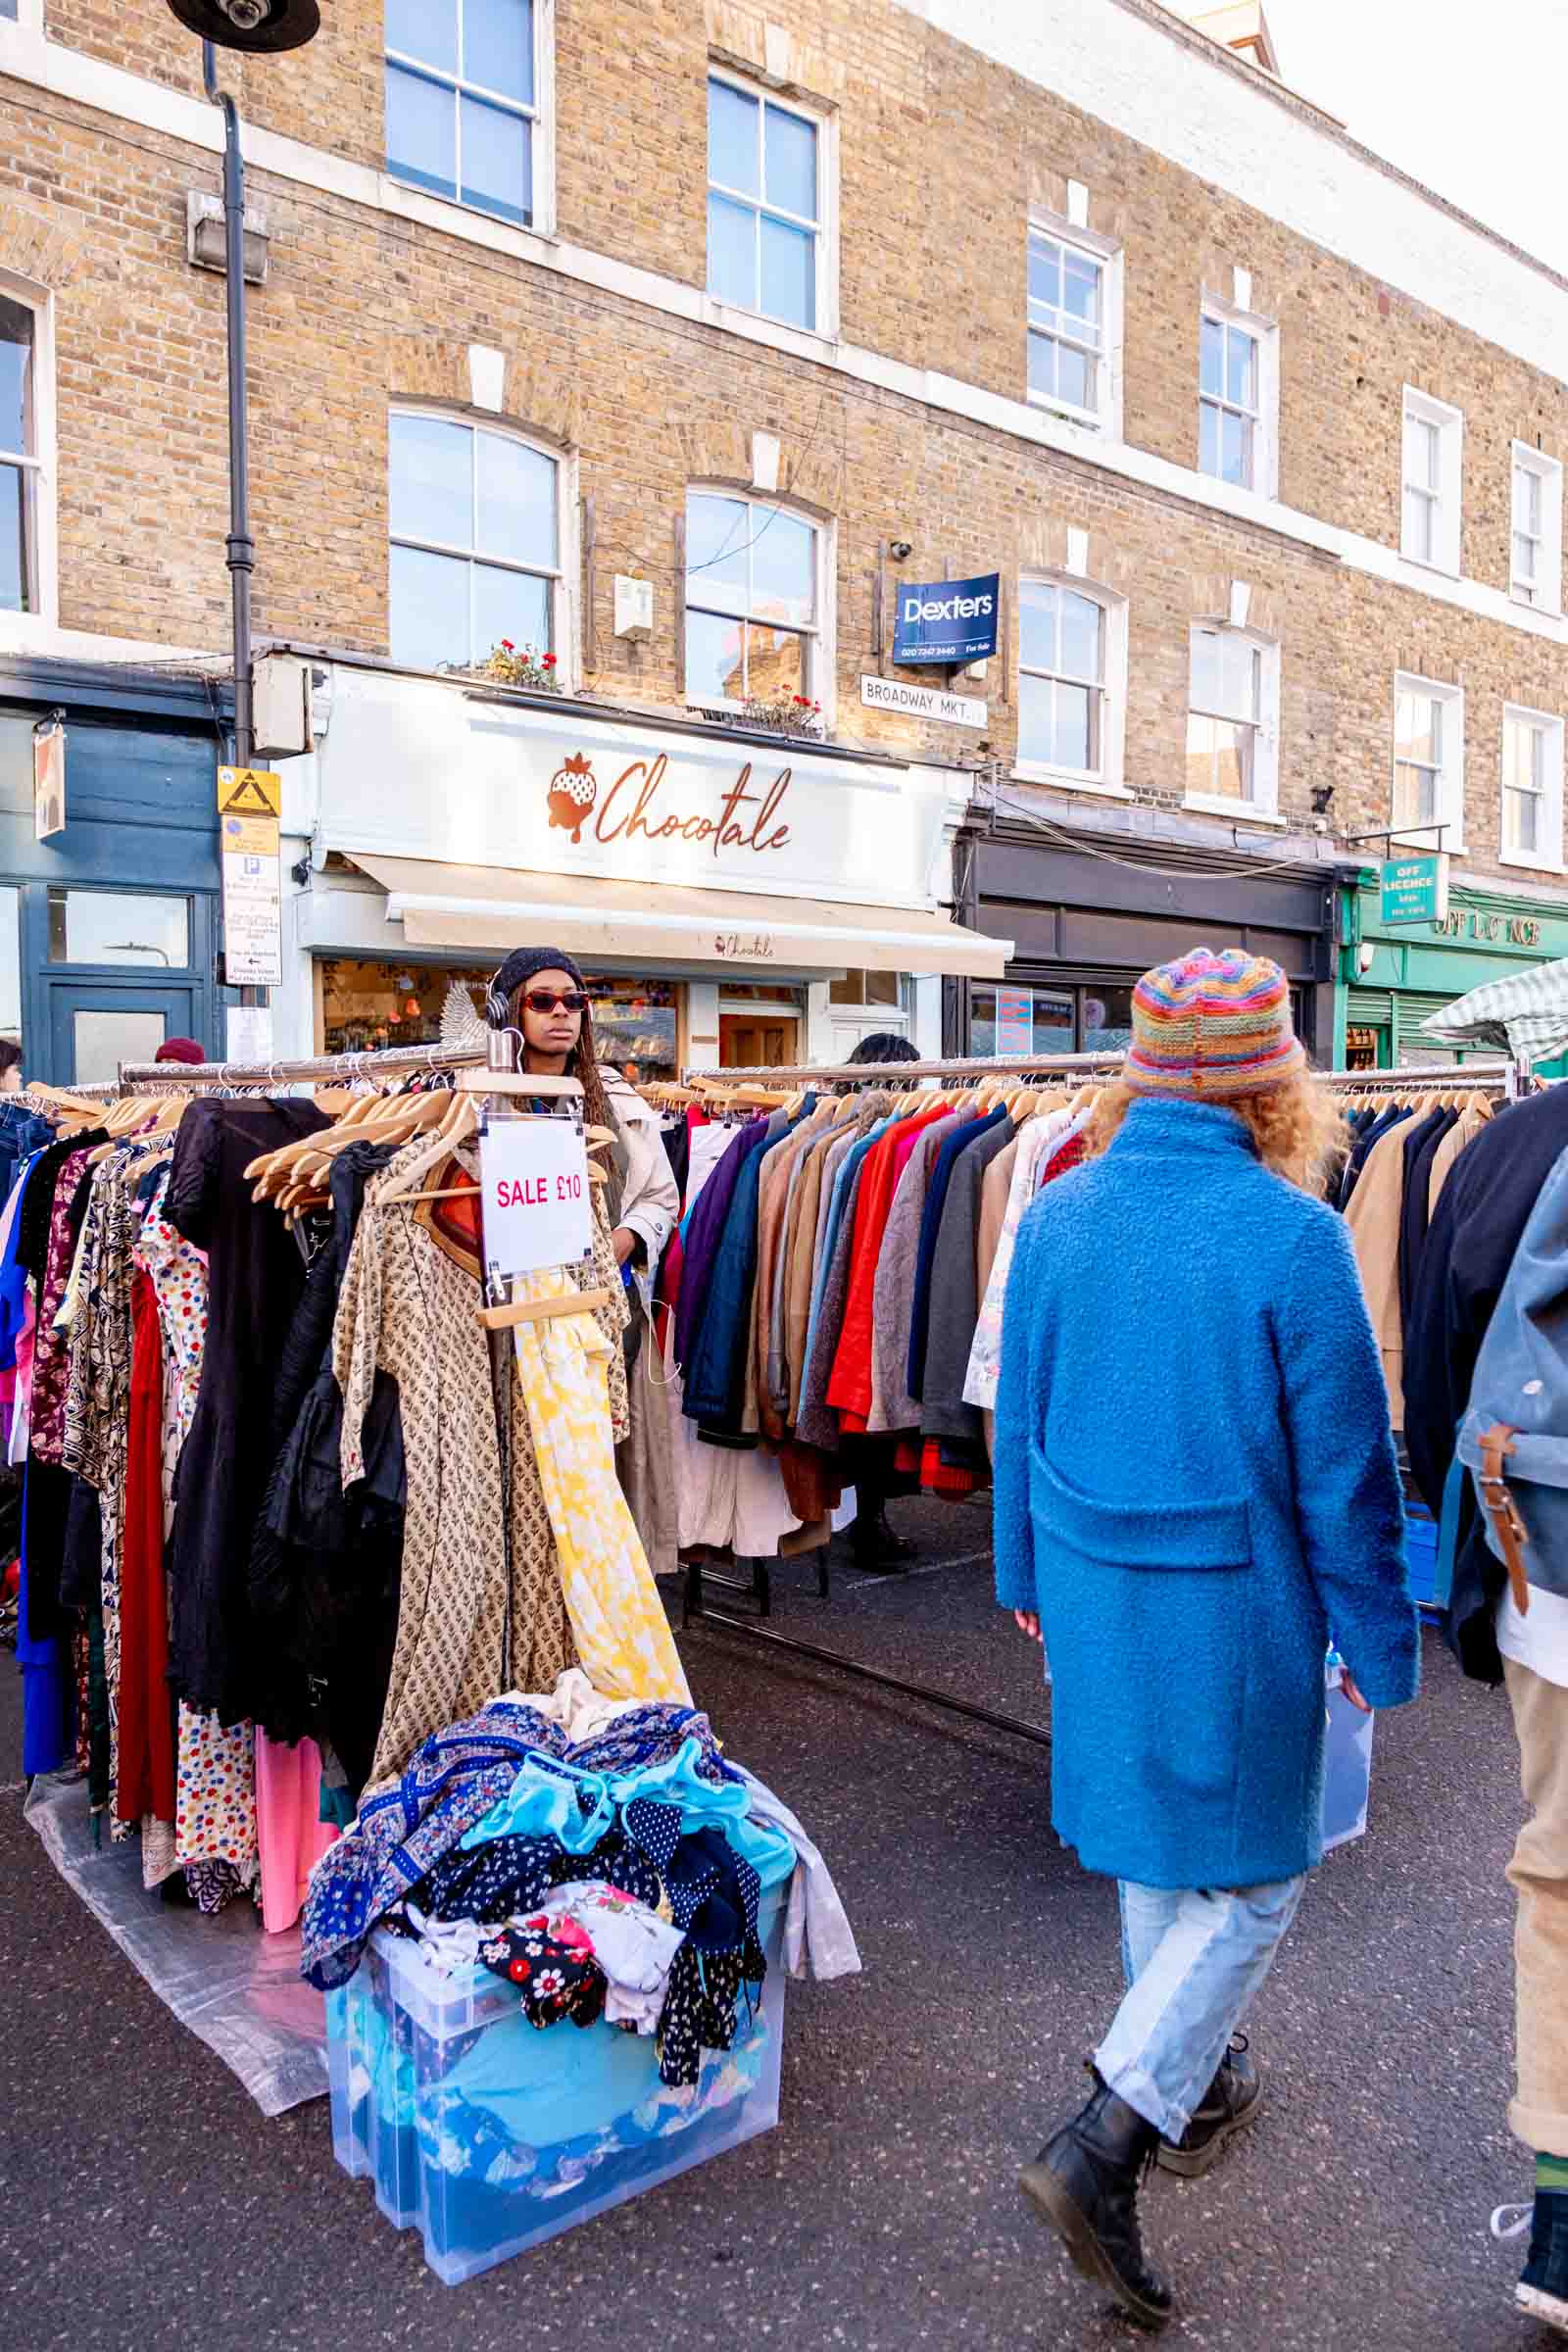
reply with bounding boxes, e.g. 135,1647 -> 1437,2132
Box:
303,1702 -> 745,1992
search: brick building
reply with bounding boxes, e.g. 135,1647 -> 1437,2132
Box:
0,0 -> 1565,1077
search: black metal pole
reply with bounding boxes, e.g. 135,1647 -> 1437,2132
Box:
204,38 -> 254,770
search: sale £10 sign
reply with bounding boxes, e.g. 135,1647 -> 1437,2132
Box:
478,1118 -> 593,1278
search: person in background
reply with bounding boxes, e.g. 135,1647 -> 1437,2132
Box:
0,1038 -> 22,1093
154,1037 -> 207,1067
995,948 -> 1419,2331
621,1059 -> 642,1090
844,1030 -> 923,1570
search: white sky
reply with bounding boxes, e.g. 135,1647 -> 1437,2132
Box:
1263,0 -> 1568,274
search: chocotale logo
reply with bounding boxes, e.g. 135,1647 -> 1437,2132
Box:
544,751 -> 793,858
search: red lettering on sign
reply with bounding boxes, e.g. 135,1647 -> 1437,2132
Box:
584,751 -> 793,859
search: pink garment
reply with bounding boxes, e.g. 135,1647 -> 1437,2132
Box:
254,1732 -> 338,1936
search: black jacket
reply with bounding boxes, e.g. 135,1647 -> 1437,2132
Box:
1404,1088 -> 1568,1681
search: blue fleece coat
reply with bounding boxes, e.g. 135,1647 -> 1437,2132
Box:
993,1097 -> 1420,1890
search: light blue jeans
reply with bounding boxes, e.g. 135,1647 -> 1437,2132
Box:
1093,1876 -> 1307,2139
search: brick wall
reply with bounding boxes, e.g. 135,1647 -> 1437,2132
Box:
7,0 -> 1568,888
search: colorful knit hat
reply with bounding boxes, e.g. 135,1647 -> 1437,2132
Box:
1123,947 -> 1304,1101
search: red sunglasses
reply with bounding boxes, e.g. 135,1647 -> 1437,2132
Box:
523,988 -> 589,1014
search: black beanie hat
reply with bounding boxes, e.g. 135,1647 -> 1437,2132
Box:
485,946 -> 588,1026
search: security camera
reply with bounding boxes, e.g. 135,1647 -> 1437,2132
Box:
889,540 -> 913,562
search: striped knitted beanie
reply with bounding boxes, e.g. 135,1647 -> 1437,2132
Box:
1123,947 -> 1305,1101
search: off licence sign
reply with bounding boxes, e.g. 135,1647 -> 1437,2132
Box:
1380,853 -> 1448,926
479,1117 -> 593,1278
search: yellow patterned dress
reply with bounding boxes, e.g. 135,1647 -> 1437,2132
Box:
507,1263 -> 691,1707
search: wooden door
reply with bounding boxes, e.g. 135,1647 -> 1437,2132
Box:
719,1014 -> 800,1068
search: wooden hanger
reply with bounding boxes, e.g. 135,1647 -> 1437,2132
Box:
477,1285 -> 614,1330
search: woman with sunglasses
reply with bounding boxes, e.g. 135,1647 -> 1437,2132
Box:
485,946 -> 679,1297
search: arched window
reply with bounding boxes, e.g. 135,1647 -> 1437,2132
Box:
387,409 -> 565,675
684,489 -> 826,715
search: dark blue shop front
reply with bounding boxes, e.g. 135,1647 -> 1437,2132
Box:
0,660 -> 224,1084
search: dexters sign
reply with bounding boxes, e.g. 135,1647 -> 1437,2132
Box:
893,572 -> 1000,666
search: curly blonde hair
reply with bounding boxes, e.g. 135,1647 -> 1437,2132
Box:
1084,1073 -> 1349,1198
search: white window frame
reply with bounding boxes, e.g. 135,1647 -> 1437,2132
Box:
1025,208 -> 1124,438
1400,388 -> 1463,577
1198,293 -> 1278,501
0,270 -> 56,631
1499,702 -> 1565,874
683,487 -> 835,727
705,68 -> 838,343
1182,624 -> 1282,821
1012,569 -> 1129,798
386,404 -> 576,683
384,0 -> 555,239
1392,670 -> 1465,855
1511,443 -> 1563,616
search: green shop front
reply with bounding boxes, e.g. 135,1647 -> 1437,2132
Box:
1335,871 -> 1568,1069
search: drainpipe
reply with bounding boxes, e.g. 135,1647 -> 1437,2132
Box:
205,39 -> 254,766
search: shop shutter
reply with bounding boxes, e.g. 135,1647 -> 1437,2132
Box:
1345,988 -> 1393,1029
1391,989 -> 1457,1059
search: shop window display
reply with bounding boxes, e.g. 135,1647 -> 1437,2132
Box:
319,961 -> 679,1084
969,981 -> 1134,1058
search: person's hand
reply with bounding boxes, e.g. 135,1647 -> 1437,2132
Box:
1340,1668 -> 1371,1713
1013,1609 -> 1042,1643
612,1226 -> 637,1268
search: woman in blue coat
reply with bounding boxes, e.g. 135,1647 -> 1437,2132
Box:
995,947 -> 1419,2330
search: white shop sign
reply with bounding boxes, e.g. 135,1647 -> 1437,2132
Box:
479,1117 -> 593,1279
859,675 -> 988,729
315,666 -> 956,912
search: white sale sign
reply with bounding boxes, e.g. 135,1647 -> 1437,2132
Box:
478,1118 -> 593,1278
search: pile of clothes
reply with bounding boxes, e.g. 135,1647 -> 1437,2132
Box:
303,1673 -> 858,2090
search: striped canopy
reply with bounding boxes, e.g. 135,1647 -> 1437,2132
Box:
1421,957 -> 1568,1063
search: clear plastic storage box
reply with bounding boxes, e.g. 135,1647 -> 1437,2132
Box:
326,1876 -> 790,2284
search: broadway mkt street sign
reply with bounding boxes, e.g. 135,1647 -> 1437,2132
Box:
1381,852 -> 1449,926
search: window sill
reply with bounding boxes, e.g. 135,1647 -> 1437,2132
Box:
1397,549 -> 1462,582
1010,764 -> 1132,800
699,294 -> 839,357
1497,851 -> 1566,877
1182,794 -> 1286,827
1025,390 -> 1105,434
1510,587 -> 1563,619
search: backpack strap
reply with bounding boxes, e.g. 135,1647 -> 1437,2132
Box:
1477,1424 -> 1532,1616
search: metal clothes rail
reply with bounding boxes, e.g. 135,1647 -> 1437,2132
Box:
113,1040 -> 495,1092
681,1051 -> 1127,1087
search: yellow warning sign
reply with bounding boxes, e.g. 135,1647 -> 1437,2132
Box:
218,763 -> 282,818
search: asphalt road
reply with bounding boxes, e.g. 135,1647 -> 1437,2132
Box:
0,1493 -> 1544,2352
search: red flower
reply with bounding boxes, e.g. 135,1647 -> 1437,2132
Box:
792,694 -> 808,706
543,653 -> 558,667
501,639 -> 515,652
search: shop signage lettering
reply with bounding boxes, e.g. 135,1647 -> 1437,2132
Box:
547,750 -> 791,858
479,1118 -> 592,1278
713,932 -> 776,959
1430,910 -> 1542,946
892,571 -> 1000,666
1380,854 -> 1447,927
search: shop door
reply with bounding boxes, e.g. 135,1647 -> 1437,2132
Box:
719,1014 -> 800,1069
48,982 -> 202,1087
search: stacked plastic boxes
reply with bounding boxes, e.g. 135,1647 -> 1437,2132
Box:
326,1873 -> 790,2283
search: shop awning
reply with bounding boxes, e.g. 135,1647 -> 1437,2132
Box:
346,854 -> 1012,979
1420,956 -> 1568,1064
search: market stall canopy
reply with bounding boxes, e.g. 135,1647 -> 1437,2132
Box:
1420,956 -> 1568,1063
346,855 -> 1012,980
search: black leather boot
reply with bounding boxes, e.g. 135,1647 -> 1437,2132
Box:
1157,2034 -> 1261,2178
850,1509 -> 916,1572
1019,2072 -> 1173,2330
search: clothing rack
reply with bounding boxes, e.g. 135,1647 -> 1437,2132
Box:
113,1041 -> 502,1094
680,1051 -> 1128,1087
667,1047 -> 1151,1752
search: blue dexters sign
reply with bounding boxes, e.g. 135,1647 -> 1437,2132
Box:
893,571 -> 1000,666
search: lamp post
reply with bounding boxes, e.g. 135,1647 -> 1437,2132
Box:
164,0 -> 318,1011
